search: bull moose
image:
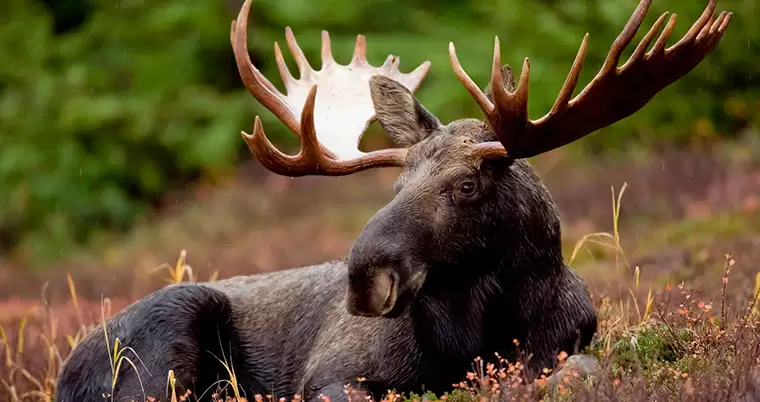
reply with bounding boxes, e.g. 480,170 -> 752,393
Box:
55,0 -> 732,400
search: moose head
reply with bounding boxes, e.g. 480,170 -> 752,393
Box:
230,0 -> 731,318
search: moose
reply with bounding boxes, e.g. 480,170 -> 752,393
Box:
55,0 -> 732,401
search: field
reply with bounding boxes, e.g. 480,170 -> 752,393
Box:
1,144 -> 760,401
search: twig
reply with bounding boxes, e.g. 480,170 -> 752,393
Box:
652,301 -> 689,356
720,253 -> 734,331
740,276 -> 760,329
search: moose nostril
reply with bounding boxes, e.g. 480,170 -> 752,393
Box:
345,265 -> 400,316
348,269 -> 370,288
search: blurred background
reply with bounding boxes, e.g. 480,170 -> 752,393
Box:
0,0 -> 758,301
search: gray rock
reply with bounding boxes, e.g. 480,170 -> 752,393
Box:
545,354 -> 599,390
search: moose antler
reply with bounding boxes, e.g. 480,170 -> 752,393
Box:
231,0 -> 431,176
449,0 -> 733,160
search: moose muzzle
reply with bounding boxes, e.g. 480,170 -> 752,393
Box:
346,267 -> 399,317
346,193 -> 432,317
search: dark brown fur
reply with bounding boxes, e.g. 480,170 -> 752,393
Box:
55,71 -> 597,402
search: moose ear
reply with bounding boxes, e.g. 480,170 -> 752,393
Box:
483,64 -> 517,102
369,75 -> 442,147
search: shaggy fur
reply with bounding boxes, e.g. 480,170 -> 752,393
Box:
55,73 -> 597,402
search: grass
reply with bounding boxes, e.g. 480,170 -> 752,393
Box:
102,297 -> 150,402
2,158 -> 760,400
1,222 -> 758,401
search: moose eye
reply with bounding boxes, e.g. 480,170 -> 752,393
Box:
458,181 -> 476,196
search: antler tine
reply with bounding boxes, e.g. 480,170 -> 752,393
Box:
230,23 -> 281,98
241,86 -> 328,176
285,27 -> 316,80
698,10 -> 727,42
274,41 -> 297,93
718,12 -> 733,33
295,86 -> 326,164
231,0 -> 300,136
622,12 -> 669,68
321,31 -> 335,69
710,12 -> 727,34
351,35 -> 368,67
380,55 -> 395,69
242,117 -> 295,176
448,42 -> 495,115
647,13 -> 678,57
670,0 -> 716,52
598,0 -> 652,76
463,0 -> 733,161
489,37 -> 507,117
487,36 -> 532,151
405,60 -> 432,92
550,34 -> 588,115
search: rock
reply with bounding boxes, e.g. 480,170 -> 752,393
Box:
545,354 -> 599,390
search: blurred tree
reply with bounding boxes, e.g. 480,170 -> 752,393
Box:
0,0 -> 757,266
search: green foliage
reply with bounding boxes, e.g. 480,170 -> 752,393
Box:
0,0 -> 758,266
0,0 -> 252,264
600,324 -> 701,385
